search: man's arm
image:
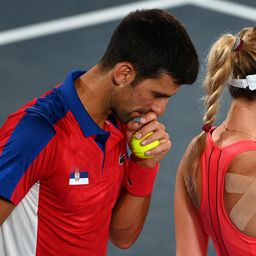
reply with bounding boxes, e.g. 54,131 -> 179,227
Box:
110,192 -> 150,248
174,140 -> 209,256
110,112 -> 171,248
0,197 -> 14,225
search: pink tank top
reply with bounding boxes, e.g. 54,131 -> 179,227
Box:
199,129 -> 256,255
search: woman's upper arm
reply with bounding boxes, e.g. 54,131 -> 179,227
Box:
174,140 -> 209,256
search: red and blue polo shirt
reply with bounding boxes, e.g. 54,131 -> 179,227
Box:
0,70 -> 129,255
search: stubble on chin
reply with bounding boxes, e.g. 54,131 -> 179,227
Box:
110,108 -> 130,124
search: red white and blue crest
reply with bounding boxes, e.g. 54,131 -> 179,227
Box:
69,168 -> 89,185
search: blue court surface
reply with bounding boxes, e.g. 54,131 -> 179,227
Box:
0,0 -> 255,255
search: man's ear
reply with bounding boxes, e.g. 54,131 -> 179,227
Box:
112,62 -> 136,86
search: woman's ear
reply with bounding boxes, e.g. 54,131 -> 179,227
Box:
112,62 -> 136,86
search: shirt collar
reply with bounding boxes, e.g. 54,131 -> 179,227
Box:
59,69 -> 109,137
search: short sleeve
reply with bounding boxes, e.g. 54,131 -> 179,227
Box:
0,113 -> 55,205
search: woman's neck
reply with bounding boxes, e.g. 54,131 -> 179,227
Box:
224,98 -> 256,135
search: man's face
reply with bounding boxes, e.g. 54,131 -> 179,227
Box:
111,73 -> 180,123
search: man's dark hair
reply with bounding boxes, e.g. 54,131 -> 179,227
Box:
99,9 -> 199,85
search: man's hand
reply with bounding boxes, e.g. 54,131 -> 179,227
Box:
126,111 -> 172,168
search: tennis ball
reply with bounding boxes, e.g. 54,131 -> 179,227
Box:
131,132 -> 160,159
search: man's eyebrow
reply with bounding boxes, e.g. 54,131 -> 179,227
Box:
151,91 -> 177,98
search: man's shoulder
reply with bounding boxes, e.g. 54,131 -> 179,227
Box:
1,111 -> 56,155
0,94 -> 62,155
25,88 -> 68,126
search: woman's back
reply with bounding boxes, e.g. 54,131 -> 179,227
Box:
198,126 -> 256,255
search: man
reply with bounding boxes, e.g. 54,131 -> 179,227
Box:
0,9 -> 198,256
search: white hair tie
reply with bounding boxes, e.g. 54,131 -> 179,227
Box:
228,74 -> 256,91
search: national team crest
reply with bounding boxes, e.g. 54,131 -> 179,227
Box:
69,168 -> 89,185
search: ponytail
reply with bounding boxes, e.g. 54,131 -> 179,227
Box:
186,34 -> 240,195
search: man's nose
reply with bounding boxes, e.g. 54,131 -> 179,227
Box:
151,98 -> 169,116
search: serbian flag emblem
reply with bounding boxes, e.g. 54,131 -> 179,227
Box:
69,169 -> 89,185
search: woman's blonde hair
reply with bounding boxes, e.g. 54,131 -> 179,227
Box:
187,27 -> 256,199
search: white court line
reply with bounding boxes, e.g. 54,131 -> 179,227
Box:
0,0 -> 189,46
191,0 -> 256,21
0,0 -> 255,47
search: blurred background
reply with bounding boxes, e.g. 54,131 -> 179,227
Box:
0,0 -> 255,255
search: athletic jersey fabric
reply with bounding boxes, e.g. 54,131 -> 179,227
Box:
0,70 -> 131,255
199,127 -> 256,256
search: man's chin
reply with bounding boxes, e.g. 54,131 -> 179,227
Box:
116,115 -> 134,124
115,111 -> 144,124
120,117 -> 132,124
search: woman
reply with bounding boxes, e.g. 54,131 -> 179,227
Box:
174,27 -> 256,256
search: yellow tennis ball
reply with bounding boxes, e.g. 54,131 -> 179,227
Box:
131,132 -> 160,159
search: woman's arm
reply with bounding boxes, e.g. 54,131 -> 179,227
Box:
174,141 -> 209,256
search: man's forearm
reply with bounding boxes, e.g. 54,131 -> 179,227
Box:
110,191 -> 151,249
